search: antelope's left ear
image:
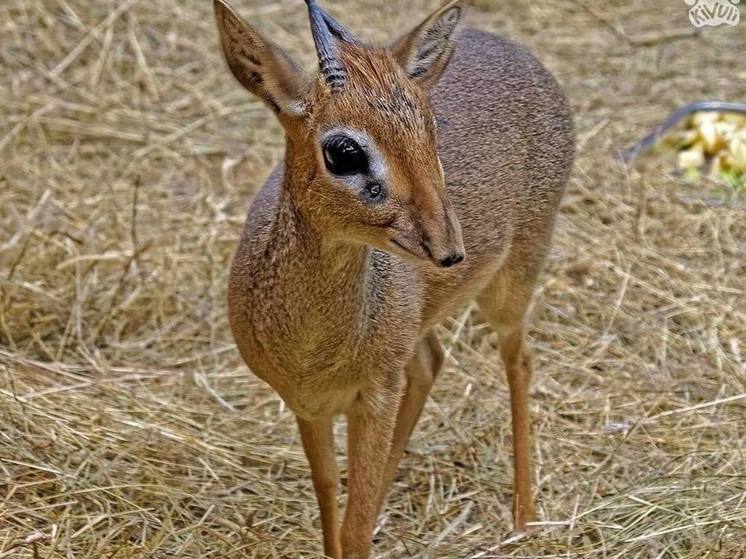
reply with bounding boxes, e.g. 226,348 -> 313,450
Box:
392,0 -> 464,89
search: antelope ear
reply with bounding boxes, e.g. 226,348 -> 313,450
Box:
392,0 -> 464,88
214,0 -> 310,117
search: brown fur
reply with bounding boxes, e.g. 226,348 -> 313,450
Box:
216,0 -> 573,556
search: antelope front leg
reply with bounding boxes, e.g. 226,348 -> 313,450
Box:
341,384 -> 402,558
297,416 -> 342,558
376,333 -> 444,516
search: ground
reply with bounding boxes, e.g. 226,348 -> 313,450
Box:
1,0 -> 744,557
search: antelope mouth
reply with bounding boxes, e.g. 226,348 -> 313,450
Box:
388,238 -> 429,262
389,237 -> 465,268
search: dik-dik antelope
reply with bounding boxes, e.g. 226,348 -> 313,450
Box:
214,0 -> 574,556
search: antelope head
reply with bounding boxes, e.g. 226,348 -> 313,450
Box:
214,0 -> 465,267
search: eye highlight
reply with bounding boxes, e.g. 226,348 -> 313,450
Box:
366,183 -> 382,199
322,135 -> 368,176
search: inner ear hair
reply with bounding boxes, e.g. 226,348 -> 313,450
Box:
393,0 -> 464,87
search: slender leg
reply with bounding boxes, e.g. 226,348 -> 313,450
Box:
376,333 -> 444,514
477,273 -> 538,533
341,383 -> 402,558
498,327 -> 536,531
297,416 -> 342,559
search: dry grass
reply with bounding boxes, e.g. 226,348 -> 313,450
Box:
1,0 -> 745,557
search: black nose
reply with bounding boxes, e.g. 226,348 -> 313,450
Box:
438,253 -> 464,268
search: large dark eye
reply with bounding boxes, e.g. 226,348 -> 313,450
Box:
323,136 -> 368,176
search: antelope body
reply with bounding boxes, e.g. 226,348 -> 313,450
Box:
214,1 -> 573,557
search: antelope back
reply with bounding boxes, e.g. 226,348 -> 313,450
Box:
428,27 -> 575,261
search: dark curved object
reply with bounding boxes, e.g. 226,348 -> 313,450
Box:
619,101 -> 746,165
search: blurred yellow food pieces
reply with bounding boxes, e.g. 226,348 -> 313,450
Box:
670,111 -> 746,183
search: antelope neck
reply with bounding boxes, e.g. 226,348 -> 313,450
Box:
269,144 -> 374,336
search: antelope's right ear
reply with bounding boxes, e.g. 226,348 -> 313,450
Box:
214,0 -> 310,117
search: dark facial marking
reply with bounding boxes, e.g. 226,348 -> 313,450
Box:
362,181 -> 386,204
